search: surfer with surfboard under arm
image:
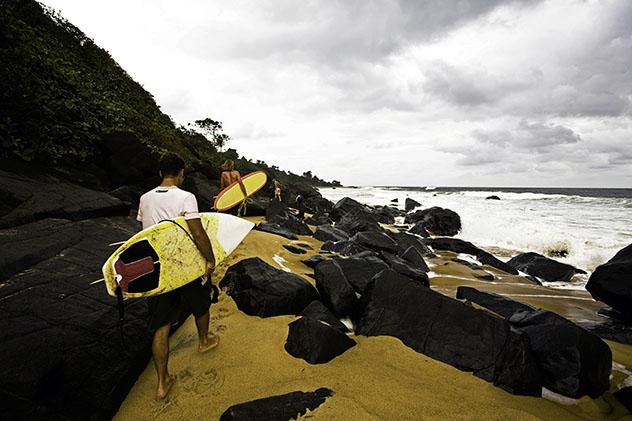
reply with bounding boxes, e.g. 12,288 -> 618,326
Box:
137,152 -> 220,400
219,160 -> 248,215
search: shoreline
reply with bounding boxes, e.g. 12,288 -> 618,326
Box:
115,217 -> 632,420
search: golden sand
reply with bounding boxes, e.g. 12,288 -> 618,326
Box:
115,219 -> 632,420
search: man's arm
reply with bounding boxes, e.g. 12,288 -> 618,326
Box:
236,172 -> 248,198
186,218 -> 216,270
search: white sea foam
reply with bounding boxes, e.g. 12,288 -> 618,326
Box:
320,186 -> 632,291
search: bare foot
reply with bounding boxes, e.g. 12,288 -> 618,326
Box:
156,375 -> 175,401
198,334 -> 219,353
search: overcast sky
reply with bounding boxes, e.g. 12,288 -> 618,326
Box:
41,0 -> 632,187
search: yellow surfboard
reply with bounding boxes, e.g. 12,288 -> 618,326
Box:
102,213 -> 254,299
214,171 -> 267,211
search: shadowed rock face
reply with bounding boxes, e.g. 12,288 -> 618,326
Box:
405,198 -> 421,212
300,300 -> 349,333
219,257 -> 319,317
0,216 -> 160,420
0,167 -> 130,229
355,270 -> 543,396
220,387 -> 334,421
285,317 -> 356,364
424,237 -> 518,275
313,224 -> 349,243
587,243 -> 632,321
314,260 -> 359,318
457,287 -> 612,399
507,252 -> 586,283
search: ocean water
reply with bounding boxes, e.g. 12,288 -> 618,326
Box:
318,186 -> 632,290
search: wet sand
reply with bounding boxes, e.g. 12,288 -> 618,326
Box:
115,218 -> 632,420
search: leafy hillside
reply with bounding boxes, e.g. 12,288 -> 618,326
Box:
0,0 -> 338,188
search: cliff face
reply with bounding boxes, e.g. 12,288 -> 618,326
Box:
0,0 -> 336,190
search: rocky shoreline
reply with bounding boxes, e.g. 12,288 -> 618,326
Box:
2,162 -> 632,420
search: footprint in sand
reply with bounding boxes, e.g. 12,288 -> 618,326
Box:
179,366 -> 225,397
215,307 -> 231,320
214,324 -> 227,333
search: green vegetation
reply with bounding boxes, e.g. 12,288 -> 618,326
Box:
0,0 -> 338,187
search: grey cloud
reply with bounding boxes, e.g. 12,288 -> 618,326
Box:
473,120 -> 581,150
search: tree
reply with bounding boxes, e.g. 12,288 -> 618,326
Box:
192,118 -> 231,151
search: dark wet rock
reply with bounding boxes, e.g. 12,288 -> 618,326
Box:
451,257 -> 480,270
405,198 -> 421,212
577,319 -> 632,346
372,205 -> 396,224
323,239 -> 371,257
219,257 -> 319,317
329,197 -> 365,222
182,171 -> 219,212
507,252 -> 586,283
404,207 -> 462,236
348,250 -> 380,259
283,244 -> 307,254
0,216 -> 157,420
313,224 -> 349,243
400,246 -> 430,272
335,208 -> 382,235
265,202 -> 313,236
303,197 -> 335,216
0,218 -> 83,280
293,242 -> 313,250
314,260 -> 359,317
255,223 -> 299,240
285,317 -> 356,364
300,300 -> 349,333
266,200 -> 292,221
408,221 -> 430,237
320,241 -> 335,252
333,256 -> 389,294
586,243 -> 632,320
240,197 -> 268,217
614,386 -> 632,413
350,230 -> 399,254
108,185 -> 145,207
220,387 -> 334,421
0,167 -> 130,228
301,255 -> 328,269
486,195 -> 501,200
474,272 -> 496,281
456,287 -> 612,398
425,238 -> 519,275
391,198 -> 398,203
380,252 -> 429,286
387,231 -> 435,257
355,270 -> 542,396
304,213 -> 332,226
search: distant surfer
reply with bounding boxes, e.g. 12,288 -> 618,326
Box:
273,178 -> 283,201
137,152 -> 219,400
219,159 -> 248,215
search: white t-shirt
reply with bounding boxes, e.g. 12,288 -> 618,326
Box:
137,186 -> 200,229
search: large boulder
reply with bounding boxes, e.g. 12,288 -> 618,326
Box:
0,167 -> 130,228
405,198 -> 421,212
404,207 -> 461,236
313,224 -> 349,243
301,255 -> 328,269
372,205 -> 396,224
408,221 -> 430,237
387,231 -> 435,258
0,216 -> 159,420
182,171 -> 219,212
400,246 -> 430,273
457,287 -> 612,398
335,208 -> 382,235
314,260 -> 359,317
355,270 -> 542,396
284,317 -> 356,364
220,388 -> 334,421
424,238 -> 518,275
329,197 -> 365,222
379,252 -> 429,286
300,300 -> 349,333
219,258 -> 319,317
332,256 -> 389,295
349,231 -> 399,254
586,244 -> 632,320
255,223 -> 299,240
507,252 -> 586,283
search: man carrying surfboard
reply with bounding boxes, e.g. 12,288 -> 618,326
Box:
137,152 -> 219,400
219,159 -> 248,215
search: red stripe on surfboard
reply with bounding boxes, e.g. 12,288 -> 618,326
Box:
213,171 -> 267,211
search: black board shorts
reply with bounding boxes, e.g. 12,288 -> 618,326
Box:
147,278 -> 211,332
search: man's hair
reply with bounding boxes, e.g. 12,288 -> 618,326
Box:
159,152 -> 185,177
220,159 -> 234,171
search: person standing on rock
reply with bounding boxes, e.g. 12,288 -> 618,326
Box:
273,178 -> 283,202
137,152 -> 219,400
219,159 -> 248,215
